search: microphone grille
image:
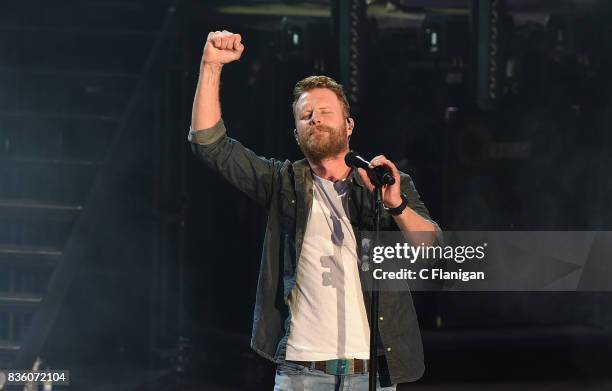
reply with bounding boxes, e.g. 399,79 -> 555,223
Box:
344,150 -> 358,166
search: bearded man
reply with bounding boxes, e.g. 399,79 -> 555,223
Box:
189,30 -> 442,391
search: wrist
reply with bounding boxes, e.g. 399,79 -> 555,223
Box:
383,193 -> 409,216
201,62 -> 223,74
384,195 -> 403,209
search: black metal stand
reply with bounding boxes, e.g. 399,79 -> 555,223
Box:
368,185 -> 383,391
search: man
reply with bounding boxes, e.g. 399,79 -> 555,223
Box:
189,30 -> 441,390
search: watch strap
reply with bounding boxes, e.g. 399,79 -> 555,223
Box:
384,193 -> 409,216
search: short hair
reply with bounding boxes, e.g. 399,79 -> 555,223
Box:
292,75 -> 350,118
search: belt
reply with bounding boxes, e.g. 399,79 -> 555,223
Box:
288,359 -> 369,375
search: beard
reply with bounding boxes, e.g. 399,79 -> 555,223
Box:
297,124 -> 348,162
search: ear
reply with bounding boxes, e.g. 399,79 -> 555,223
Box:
294,129 -> 300,145
346,117 -> 355,136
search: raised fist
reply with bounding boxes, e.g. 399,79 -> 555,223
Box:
202,30 -> 244,66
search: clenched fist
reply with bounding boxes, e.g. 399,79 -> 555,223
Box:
203,30 -> 244,66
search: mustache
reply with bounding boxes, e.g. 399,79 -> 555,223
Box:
309,124 -> 333,134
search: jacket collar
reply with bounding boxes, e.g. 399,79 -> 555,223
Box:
293,158 -> 365,188
293,158 -> 311,179
349,166 -> 365,188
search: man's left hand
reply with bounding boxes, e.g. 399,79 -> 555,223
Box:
356,155 -> 402,209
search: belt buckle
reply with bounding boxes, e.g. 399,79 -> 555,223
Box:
325,359 -> 354,375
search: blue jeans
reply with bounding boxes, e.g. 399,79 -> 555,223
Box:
273,361 -> 397,391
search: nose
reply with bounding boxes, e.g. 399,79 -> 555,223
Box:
309,112 -> 322,125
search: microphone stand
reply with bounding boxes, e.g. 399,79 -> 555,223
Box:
368,183 -> 383,391
345,151 -> 394,390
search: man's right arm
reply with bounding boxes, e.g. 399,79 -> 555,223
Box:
191,31 -> 244,130
189,31 -> 285,209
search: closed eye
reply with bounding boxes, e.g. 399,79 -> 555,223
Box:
300,108 -> 333,119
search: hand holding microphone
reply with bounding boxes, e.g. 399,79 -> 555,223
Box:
344,151 -> 395,187
345,151 -> 405,212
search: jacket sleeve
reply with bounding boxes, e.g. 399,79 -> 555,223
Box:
399,173 -> 444,246
188,118 -> 285,209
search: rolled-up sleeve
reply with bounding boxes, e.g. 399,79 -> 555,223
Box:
400,173 -> 444,246
187,119 -> 227,145
187,118 -> 287,209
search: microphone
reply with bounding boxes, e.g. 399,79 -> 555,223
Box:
344,151 -> 395,187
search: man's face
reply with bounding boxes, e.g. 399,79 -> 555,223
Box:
294,88 -> 353,162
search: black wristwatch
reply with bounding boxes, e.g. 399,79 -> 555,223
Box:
383,193 -> 409,216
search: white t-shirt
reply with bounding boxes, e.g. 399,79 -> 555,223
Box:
285,174 -> 370,361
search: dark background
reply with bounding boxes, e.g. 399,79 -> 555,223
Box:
1,1 -> 612,390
